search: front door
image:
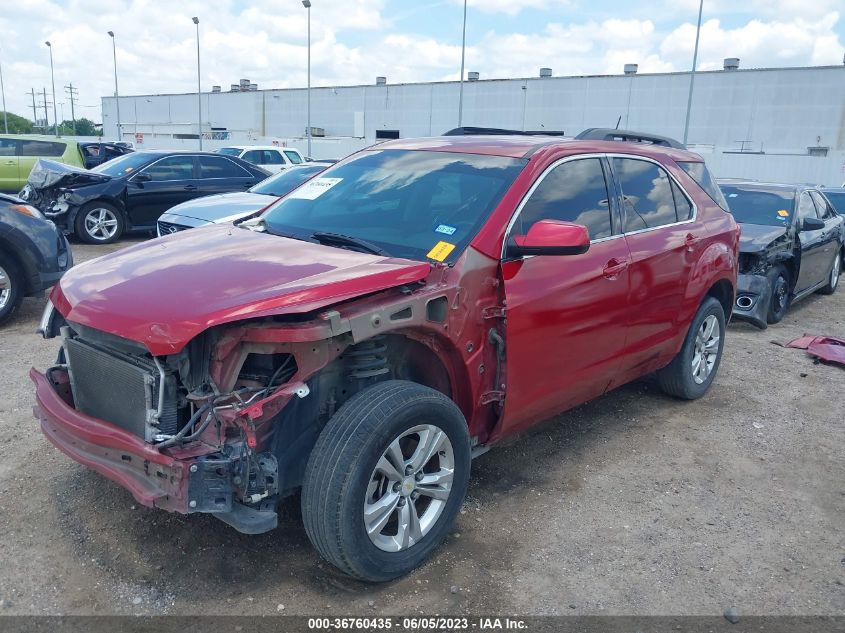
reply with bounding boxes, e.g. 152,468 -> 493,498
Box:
126,155 -> 200,227
795,191 -> 827,292
499,156 -> 631,437
809,190 -> 842,284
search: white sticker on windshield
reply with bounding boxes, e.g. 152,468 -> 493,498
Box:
287,177 -> 343,200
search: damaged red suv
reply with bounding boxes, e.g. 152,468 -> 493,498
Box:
33,129 -> 738,581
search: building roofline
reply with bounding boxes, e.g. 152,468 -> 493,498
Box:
101,64 -> 845,101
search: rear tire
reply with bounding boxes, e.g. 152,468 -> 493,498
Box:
301,380 -> 470,582
817,250 -> 841,295
74,201 -> 124,244
657,296 -> 726,400
0,252 -> 24,325
766,264 -> 791,324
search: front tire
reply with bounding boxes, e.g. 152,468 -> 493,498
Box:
74,201 -> 124,244
301,380 -> 470,582
0,253 -> 24,325
657,296 -> 726,400
817,250 -> 841,295
766,264 -> 791,324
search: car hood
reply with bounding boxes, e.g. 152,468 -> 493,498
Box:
51,224 -> 431,355
738,223 -> 789,254
24,159 -> 111,191
165,191 -> 275,223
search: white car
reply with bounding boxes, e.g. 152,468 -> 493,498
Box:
217,145 -> 307,174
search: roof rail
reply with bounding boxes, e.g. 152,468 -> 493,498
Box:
443,126 -> 566,137
575,128 -> 686,149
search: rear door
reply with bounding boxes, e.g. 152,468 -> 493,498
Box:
126,155 -> 200,226
262,149 -> 286,173
0,138 -> 19,190
499,155 -> 631,436
795,191 -> 826,292
197,155 -> 256,195
610,156 -> 698,379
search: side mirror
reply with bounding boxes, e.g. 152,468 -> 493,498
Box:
507,219 -> 591,257
801,216 -> 824,232
133,172 -> 152,183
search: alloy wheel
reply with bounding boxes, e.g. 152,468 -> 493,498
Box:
84,207 -> 119,241
691,314 -> 720,385
831,255 -> 840,289
0,264 -> 10,310
364,424 -> 455,552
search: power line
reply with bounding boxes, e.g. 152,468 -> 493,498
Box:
65,82 -> 79,134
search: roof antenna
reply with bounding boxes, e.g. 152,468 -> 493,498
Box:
615,115 -> 622,130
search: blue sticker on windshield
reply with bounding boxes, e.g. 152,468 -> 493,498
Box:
435,224 -> 457,236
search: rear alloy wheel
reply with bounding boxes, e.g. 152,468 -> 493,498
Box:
818,251 -> 841,295
656,296 -> 726,400
766,265 -> 791,324
75,202 -> 124,244
0,253 -> 24,325
302,380 -> 470,582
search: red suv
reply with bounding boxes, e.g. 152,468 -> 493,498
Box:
32,129 -> 738,581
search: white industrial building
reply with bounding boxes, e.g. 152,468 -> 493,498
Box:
101,62 -> 845,185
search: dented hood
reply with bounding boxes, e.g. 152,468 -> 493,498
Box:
25,159 -> 111,190
738,223 -> 789,254
51,224 -> 431,355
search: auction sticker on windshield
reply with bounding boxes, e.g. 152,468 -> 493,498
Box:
288,177 -> 343,200
427,241 -> 456,262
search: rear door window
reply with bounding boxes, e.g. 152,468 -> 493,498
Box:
613,157 -> 678,231
19,140 -> 66,157
283,150 -> 303,165
0,139 -> 17,156
263,150 -> 284,165
241,150 -> 263,164
199,155 -> 251,178
512,157 -> 613,240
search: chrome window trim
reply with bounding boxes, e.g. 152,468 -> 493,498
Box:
133,154 -> 200,183
501,153 -> 614,258
605,153 -> 699,236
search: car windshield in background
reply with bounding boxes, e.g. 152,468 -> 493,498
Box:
91,152 -> 155,177
217,147 -> 242,156
823,191 -> 845,215
261,149 -> 526,263
720,185 -> 795,226
249,165 -> 326,196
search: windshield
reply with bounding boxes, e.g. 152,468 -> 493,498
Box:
217,147 -> 242,156
823,191 -> 845,215
261,149 -> 526,263
91,152 -> 157,177
720,185 -> 795,226
250,165 -> 326,196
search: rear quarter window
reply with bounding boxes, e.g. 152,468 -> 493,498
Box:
677,161 -> 729,211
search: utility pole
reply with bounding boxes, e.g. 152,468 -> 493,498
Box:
0,55 -> 7,134
682,0 -> 704,145
41,87 -> 50,132
28,89 -> 38,129
65,83 -> 78,135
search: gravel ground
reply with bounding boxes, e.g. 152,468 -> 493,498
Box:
0,237 -> 842,616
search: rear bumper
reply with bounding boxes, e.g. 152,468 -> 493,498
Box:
30,367 -> 191,512
732,273 -> 770,329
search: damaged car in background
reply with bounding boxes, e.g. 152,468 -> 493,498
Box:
32,130 -> 738,582
19,152 -> 268,244
719,181 -> 844,328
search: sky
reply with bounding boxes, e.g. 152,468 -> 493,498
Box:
1,0 -> 843,123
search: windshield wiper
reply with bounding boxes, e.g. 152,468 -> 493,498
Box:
311,232 -> 387,256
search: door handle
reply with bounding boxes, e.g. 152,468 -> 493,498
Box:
3,160 -> 15,165
183,184 -> 198,191
602,258 -> 629,279
684,233 -> 700,251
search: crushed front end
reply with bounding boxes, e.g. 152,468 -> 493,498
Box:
733,252 -> 772,329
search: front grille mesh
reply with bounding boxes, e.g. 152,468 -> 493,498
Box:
65,337 -> 178,440
157,221 -> 190,236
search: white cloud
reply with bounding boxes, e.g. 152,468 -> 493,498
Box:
0,0 -> 842,125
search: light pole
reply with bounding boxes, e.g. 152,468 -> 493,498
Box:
192,16 -> 202,150
682,0 -> 704,146
108,31 -> 121,141
302,0 -> 312,157
457,0 -> 467,127
45,41 -> 59,137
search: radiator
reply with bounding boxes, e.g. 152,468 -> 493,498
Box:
65,336 -> 179,441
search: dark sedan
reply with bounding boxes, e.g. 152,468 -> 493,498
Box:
19,151 -> 269,244
0,193 -> 72,324
720,181 -> 844,328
